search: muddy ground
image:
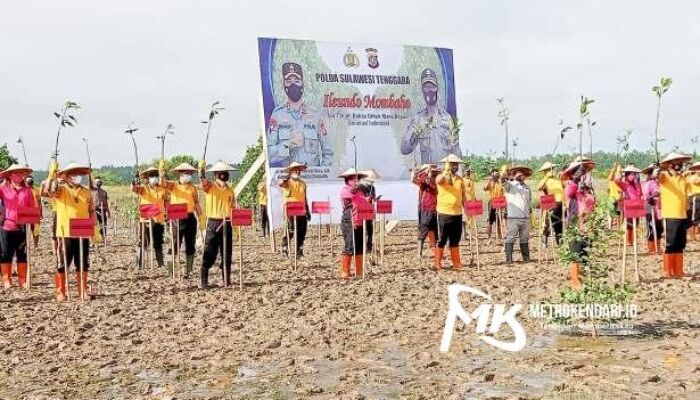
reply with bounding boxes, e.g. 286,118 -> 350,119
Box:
0,219 -> 698,400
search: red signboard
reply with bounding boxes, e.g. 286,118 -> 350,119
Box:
285,201 -> 307,217
231,208 -> 253,226
69,218 -> 95,238
623,199 -> 646,219
376,200 -> 393,214
540,195 -> 556,211
139,204 -> 161,219
356,202 -> 375,221
166,204 -> 188,221
491,196 -> 507,209
311,201 -> 331,214
464,200 -> 484,216
17,207 -> 41,225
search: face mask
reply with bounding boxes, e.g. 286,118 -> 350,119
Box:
148,176 -> 159,186
218,173 -> 229,182
422,84 -> 438,106
290,172 -> 300,180
94,180 -> 102,188
360,179 -> 371,186
450,166 -> 459,174
10,174 -> 24,184
673,164 -> 682,172
285,83 -> 304,102
26,178 -> 34,186
179,174 -> 192,184
71,175 -> 83,185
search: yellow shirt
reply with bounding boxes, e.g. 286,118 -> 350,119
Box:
203,182 -> 235,219
485,180 -> 504,199
281,179 -> 306,204
659,172 -> 689,219
537,174 -> 564,202
607,165 -> 623,201
135,185 -> 167,224
51,185 -> 92,238
436,174 -> 465,216
463,177 -> 476,201
167,182 -> 198,214
257,182 -> 267,205
687,176 -> 700,196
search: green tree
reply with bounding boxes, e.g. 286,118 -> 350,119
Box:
233,136 -> 263,208
0,144 -> 18,171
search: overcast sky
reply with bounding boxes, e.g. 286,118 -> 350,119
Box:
1,0 -> 698,168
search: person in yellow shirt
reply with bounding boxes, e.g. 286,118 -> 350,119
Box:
484,168 -> 505,239
278,162 -> 309,257
537,162 -> 564,245
684,162 -> 700,241
47,161 -> 94,301
607,163 -> 623,221
25,176 -> 42,248
163,162 -> 201,278
657,153 -> 692,278
132,166 -> 167,270
434,154 -> 465,270
198,160 -> 236,289
257,174 -> 269,238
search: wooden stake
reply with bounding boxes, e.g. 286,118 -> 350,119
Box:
473,220 -> 481,271
633,218 -> 639,282
25,225 -> 31,290
362,219 -> 367,279
223,219 -> 229,287
148,219 -> 155,269
380,214 -> 385,266
238,227 -> 243,290
650,207 -> 659,254
621,219 -> 627,283
60,228 -> 70,301
79,237 -> 85,302
170,221 -> 176,282
293,217 -> 298,272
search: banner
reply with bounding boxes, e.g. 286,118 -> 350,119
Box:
258,37 -> 460,225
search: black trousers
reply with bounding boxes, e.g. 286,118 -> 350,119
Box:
569,237 -> 591,265
542,202 -> 563,243
202,219 -> 232,270
282,215 -> 307,250
57,237 -> 90,273
664,218 -> 687,254
687,196 -> 700,225
173,213 -> 197,257
138,221 -> 164,268
366,219 -> 374,252
260,205 -> 269,236
437,213 -> 462,248
341,208 -> 365,255
418,210 -> 437,241
0,228 -> 27,263
645,213 -> 664,241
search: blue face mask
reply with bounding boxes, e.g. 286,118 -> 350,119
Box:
148,176 -> 159,186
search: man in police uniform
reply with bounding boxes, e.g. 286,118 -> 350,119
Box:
267,62 -> 333,168
401,68 -> 462,165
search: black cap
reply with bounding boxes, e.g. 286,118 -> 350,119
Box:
421,68 -> 438,86
282,63 -> 303,80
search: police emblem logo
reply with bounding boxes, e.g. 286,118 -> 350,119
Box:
366,48 -> 379,69
343,47 -> 359,67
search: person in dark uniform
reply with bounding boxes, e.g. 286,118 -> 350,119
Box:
267,63 -> 333,167
401,68 -> 461,165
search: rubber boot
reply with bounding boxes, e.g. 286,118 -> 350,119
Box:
520,242 -> 532,263
340,255 -> 351,278
76,272 -> 91,301
673,253 -> 685,278
449,247 -> 462,269
504,243 -> 514,264
434,247 -> 444,271
662,254 -> 673,278
647,240 -> 656,254
155,248 -> 165,268
569,263 -> 582,289
54,273 -> 66,302
355,255 -> 364,277
17,263 -> 28,289
185,255 -> 195,278
1,263 -> 12,289
626,228 -> 634,246
200,265 -> 209,289
427,231 -> 436,249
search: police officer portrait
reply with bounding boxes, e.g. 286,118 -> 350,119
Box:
401,67 -> 462,165
267,62 -> 333,168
